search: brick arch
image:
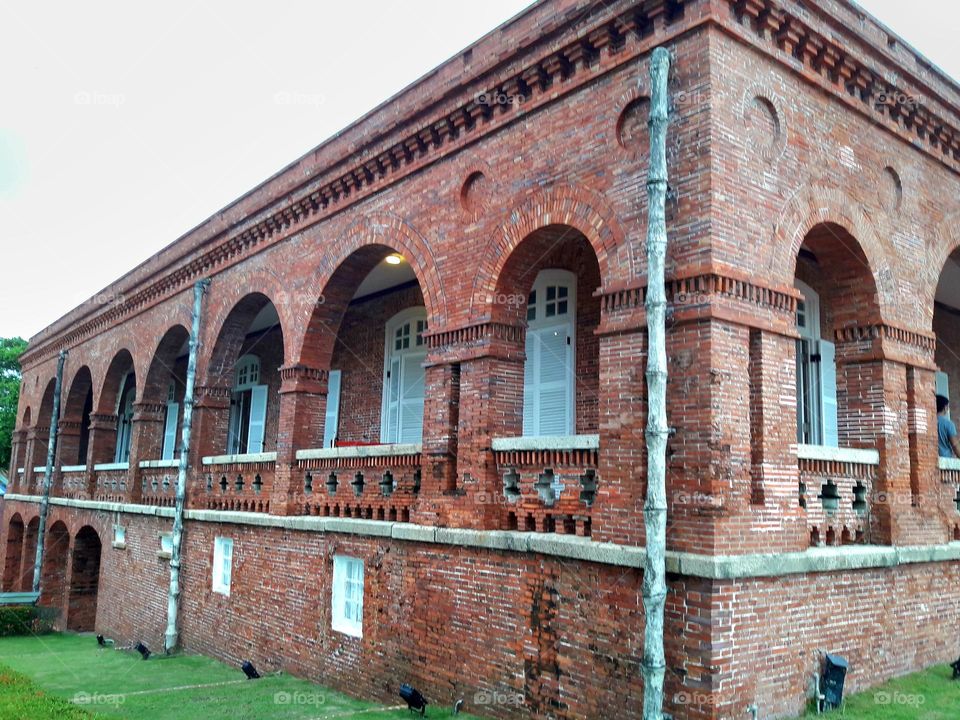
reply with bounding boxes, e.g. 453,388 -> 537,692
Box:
469,186 -> 631,322
142,325 -> 191,404
2,513 -> 24,591
19,407 -> 31,431
290,212 -> 445,367
198,268 -> 293,384
770,183 -> 892,325
96,348 -> 137,415
928,209 -> 960,327
63,366 -> 93,421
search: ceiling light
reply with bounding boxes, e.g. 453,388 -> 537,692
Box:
385,254 -> 403,265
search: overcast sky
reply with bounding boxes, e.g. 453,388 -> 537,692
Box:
0,0 -> 956,341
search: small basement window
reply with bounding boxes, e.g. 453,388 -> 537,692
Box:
159,533 -> 173,557
113,525 -> 126,548
212,537 -> 233,596
331,555 -> 364,637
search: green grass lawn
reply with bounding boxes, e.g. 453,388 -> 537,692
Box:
804,663 -> 960,719
0,633 -> 480,719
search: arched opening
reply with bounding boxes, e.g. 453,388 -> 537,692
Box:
934,246 -> 960,459
61,367 -> 93,466
301,245 -> 427,447
95,350 -> 136,465
19,516 -> 39,591
31,380 -> 57,470
793,222 -> 881,448
492,225 -> 602,438
141,325 -> 190,461
13,408 -> 30,480
206,295 -> 284,455
40,521 -> 70,614
2,514 -> 24,591
67,526 -> 102,631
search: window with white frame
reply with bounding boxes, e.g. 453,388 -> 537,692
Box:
381,308 -> 427,444
212,537 -> 233,595
323,370 -> 342,448
161,381 -> 180,460
114,373 -> 136,463
523,269 -> 576,437
936,370 -> 951,401
795,280 -> 838,446
331,555 -> 364,637
159,532 -> 173,555
227,354 -> 268,455
113,525 -> 126,546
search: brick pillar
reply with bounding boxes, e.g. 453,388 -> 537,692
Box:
25,427 -> 48,492
86,413 -> 118,498
190,386 -> 232,506
128,401 -> 167,503
420,322 -> 525,529
8,430 -> 25,489
271,365 -> 328,515
903,365 -> 948,543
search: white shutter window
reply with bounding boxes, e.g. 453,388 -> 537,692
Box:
399,353 -> 425,444
384,356 -> 401,443
820,339 -> 839,447
323,370 -> 342,448
246,385 -> 268,454
161,402 -> 179,460
936,371 -> 950,401
213,537 -> 233,595
332,555 -> 363,637
523,270 -> 576,437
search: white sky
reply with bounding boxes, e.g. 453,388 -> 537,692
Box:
0,0 -> 956,340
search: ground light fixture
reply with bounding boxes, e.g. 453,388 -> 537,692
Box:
399,684 -> 427,715
385,253 -> 404,265
241,660 -> 261,679
135,642 -> 152,660
951,655 -> 960,679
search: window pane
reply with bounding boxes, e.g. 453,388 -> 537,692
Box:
547,286 -> 556,301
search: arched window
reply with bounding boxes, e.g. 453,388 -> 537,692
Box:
227,354 -> 267,454
381,308 -> 427,444
795,280 -> 838,446
114,373 -> 136,463
523,269 -> 576,436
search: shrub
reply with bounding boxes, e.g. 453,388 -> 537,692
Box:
0,606 -> 56,637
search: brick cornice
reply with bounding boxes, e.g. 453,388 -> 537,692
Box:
279,364 -> 329,394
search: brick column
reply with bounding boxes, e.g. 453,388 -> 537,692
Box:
414,360 -> 460,525
271,365 -> 328,515
57,419 -> 83,468
190,386 -> 232,506
8,429 -> 25,489
128,401 -> 167,503
25,427 -> 49,493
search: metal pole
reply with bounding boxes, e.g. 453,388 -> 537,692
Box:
642,46 -> 671,720
33,350 -> 67,594
165,279 -> 209,653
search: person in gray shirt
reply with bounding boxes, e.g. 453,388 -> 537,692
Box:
938,395 -> 960,459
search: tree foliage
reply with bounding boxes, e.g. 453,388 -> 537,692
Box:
0,337 -> 28,472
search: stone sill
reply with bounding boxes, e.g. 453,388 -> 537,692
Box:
32,466 -> 47,473
139,459 -> 180,469
93,463 -> 130,472
491,434 -> 600,452
157,551 -> 172,560
111,542 -> 126,550
16,468 -> 24,475
296,444 -> 422,460
202,452 -> 277,466
939,457 -> 960,471
61,465 -> 87,473
797,444 -> 879,465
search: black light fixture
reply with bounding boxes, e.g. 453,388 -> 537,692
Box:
399,684 -> 427,715
96,634 -> 115,648
241,660 -> 261,680
951,655 -> 960,679
820,653 -> 848,710
453,698 -> 464,715
135,642 -> 151,660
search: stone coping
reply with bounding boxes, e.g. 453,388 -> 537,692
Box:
295,444 -> 422,460
139,459 -> 180,469
939,457 -> 960,471
7,493 -> 960,579
491,434 -> 600,452
60,465 -> 86,472
796,444 -> 880,465
93,462 -> 129,472
202,452 -> 277,466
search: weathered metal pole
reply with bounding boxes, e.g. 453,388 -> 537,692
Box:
642,46 -> 671,720
165,279 -> 209,653
32,350 -> 67,594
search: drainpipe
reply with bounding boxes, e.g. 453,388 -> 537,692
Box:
642,46 -> 671,720
32,350 -> 68,594
165,279 -> 209,653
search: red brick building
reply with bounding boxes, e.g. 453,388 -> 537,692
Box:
4,0 -> 960,717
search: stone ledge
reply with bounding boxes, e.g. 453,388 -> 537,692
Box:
6,494 -> 960,578
796,444 -> 879,465
939,457 -> 960,471
491,434 -> 600,452
139,459 -> 180,469
93,462 -> 130,472
202,452 -> 276,466
295,444 -> 421,460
